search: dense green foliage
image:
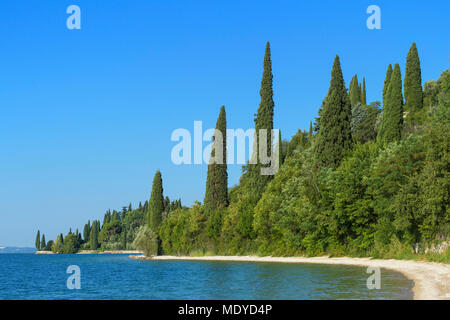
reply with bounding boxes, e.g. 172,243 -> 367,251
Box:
404,42 -> 423,129
377,64 -> 403,144
250,41 -> 275,194
39,43 -> 449,262
40,234 -> 46,250
382,64 -> 393,108
62,232 -> 79,254
90,220 -> 100,250
148,171 -> 164,233
349,74 -> 361,107
83,221 -> 90,243
218,42 -> 277,246
157,47 -> 448,260
314,55 -> 353,168
35,230 -> 40,250
204,106 -> 228,215
361,77 -> 367,106
351,102 -> 381,144
133,226 -> 159,256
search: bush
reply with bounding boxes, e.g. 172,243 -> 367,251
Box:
98,220 -> 122,244
133,226 -> 159,256
62,233 -> 79,254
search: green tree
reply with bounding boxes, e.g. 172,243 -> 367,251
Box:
122,229 -> 127,250
90,220 -> 99,250
35,230 -> 40,250
83,220 -> 90,242
250,41 -> 275,194
308,121 -> 313,141
276,130 -> 283,167
133,226 -> 159,256
103,211 -> 111,225
227,42 -> 276,242
352,102 -> 381,143
62,233 -> 79,254
76,228 -> 82,244
368,135 -> 426,247
40,234 -> 46,250
204,106 -> 228,215
45,240 -> 54,251
330,142 -> 379,250
285,130 -> 305,158
383,64 -> 393,108
361,77 -> 367,105
404,42 -> 423,117
98,220 -> 122,244
148,170 -> 164,232
315,55 -> 353,168
52,234 -> 64,253
378,64 -> 403,144
423,80 -> 440,110
349,74 -> 361,107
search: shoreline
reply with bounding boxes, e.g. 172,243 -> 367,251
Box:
35,250 -> 142,255
130,255 -> 450,300
77,250 -> 143,254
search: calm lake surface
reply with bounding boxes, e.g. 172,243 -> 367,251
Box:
0,254 -> 413,299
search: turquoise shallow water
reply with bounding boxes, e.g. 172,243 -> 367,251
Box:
0,254 -> 413,299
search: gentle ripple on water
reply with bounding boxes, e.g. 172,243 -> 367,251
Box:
0,254 -> 413,300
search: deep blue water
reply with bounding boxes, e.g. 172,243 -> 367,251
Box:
0,254 -> 413,299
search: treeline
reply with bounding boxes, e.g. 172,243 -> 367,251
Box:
153,42 -> 449,260
36,42 -> 449,261
35,197 -> 182,253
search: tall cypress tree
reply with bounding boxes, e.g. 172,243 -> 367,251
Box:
276,130 -> 283,167
250,41 -> 275,193
349,74 -> 361,107
35,230 -> 40,250
76,229 -> 82,245
362,77 -> 367,105
378,63 -> 403,144
204,106 -> 228,215
41,234 -> 46,250
315,55 -> 353,168
83,220 -> 90,242
90,221 -> 99,250
143,200 -> 148,213
148,170 -> 164,232
404,42 -> 423,120
383,64 -> 393,108
358,82 -> 362,102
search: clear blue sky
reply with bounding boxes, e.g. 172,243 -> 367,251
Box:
0,1 -> 448,246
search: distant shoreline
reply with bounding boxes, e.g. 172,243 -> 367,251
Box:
35,250 -> 142,255
130,255 -> 450,300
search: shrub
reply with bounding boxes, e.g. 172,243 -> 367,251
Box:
133,226 -> 159,256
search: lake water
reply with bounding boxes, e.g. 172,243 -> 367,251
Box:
0,254 -> 413,299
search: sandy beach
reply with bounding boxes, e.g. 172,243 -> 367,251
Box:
130,255 -> 450,300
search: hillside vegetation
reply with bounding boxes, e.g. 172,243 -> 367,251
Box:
36,42 -> 449,263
